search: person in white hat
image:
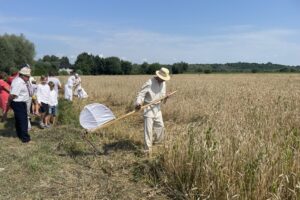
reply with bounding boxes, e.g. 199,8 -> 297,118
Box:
9,67 -> 32,143
135,67 -> 171,154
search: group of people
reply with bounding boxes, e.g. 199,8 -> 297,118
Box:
0,65 -> 83,143
1,64 -> 170,154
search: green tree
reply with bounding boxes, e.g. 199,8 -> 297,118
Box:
0,33 -> 35,72
32,60 -> 52,76
93,55 -> 105,75
172,62 -> 188,74
121,60 -> 132,75
6,34 -> 35,66
146,63 -> 161,74
104,57 -> 122,74
59,56 -> 72,69
74,52 -> 94,75
0,37 -> 15,72
140,62 -> 149,74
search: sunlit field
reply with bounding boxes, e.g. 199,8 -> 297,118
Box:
1,74 -> 300,199
79,74 -> 300,199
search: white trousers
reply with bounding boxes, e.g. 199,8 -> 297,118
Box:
64,85 -> 73,101
144,111 -> 165,150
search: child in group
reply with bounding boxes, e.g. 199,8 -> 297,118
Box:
31,79 -> 39,115
48,81 -> 58,126
36,75 -> 50,128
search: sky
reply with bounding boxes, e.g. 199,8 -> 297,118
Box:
0,0 -> 299,65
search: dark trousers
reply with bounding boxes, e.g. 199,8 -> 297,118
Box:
11,101 -> 31,143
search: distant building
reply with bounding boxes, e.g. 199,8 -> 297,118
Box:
59,68 -> 73,74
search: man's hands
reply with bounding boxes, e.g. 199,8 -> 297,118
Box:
135,104 -> 142,110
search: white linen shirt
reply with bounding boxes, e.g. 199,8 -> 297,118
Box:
135,77 -> 166,117
36,84 -> 50,104
67,75 -> 75,87
49,90 -> 58,106
48,77 -> 61,94
10,76 -> 30,102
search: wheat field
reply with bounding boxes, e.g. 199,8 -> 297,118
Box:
76,74 -> 300,199
1,74 -> 300,199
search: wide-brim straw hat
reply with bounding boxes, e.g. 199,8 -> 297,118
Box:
156,67 -> 170,81
19,67 -> 31,76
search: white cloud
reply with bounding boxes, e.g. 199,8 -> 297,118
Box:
78,27 -> 300,65
1,18 -> 300,65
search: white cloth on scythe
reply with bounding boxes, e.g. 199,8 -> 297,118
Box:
79,103 -> 115,130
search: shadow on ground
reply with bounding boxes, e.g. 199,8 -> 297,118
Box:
103,139 -> 143,155
0,116 -> 16,138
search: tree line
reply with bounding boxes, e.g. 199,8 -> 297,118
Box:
0,33 -> 299,76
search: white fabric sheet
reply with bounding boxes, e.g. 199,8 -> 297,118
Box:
79,103 -> 115,130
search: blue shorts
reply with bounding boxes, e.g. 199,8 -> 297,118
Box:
49,106 -> 58,116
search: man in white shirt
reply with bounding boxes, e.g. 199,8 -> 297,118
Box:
9,67 -> 32,143
47,71 -> 62,95
135,67 -> 171,153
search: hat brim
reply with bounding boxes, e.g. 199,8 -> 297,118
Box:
156,70 -> 170,81
19,73 -> 31,77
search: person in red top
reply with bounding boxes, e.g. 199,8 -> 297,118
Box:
7,70 -> 19,85
0,72 -> 11,121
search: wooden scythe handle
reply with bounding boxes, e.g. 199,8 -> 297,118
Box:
89,91 -> 177,132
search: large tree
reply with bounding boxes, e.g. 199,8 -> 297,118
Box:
59,56 -> 72,69
121,60 -> 132,75
74,52 -> 94,75
104,57 -> 122,75
93,55 -> 105,75
172,62 -> 188,74
0,33 -> 35,72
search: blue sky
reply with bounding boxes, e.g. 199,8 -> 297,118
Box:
0,0 -> 299,65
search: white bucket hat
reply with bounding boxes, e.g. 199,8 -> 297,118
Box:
19,67 -> 31,76
156,67 -> 170,81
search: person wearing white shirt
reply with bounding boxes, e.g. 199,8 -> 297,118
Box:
36,75 -> 50,128
47,71 -> 62,95
9,67 -> 32,143
135,67 -> 171,154
31,79 -> 39,115
48,81 -> 58,126
64,73 -> 75,101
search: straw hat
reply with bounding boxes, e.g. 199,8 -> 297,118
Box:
19,67 -> 31,76
156,67 -> 170,81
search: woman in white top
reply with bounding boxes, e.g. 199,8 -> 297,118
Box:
64,73 -> 75,101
